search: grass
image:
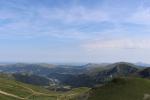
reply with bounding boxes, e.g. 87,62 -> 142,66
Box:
0,77 -> 59,100
0,78 -> 32,97
60,87 -> 90,100
28,95 -> 57,100
88,77 -> 150,100
0,93 -> 21,100
0,76 -> 90,100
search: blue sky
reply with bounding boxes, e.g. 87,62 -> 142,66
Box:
0,0 -> 150,63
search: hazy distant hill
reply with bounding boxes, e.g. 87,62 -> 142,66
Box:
136,62 -> 150,67
0,62 -> 148,88
13,73 -> 51,86
47,62 -> 140,87
86,62 -> 139,84
0,63 -> 86,75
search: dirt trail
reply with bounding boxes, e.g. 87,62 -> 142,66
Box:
0,84 -> 56,100
17,84 -> 57,98
0,90 -> 26,100
143,94 -> 150,100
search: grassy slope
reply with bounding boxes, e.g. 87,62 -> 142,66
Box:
60,87 -> 90,100
88,77 -> 150,100
0,77 -> 90,100
0,77 -> 60,100
0,93 -> 21,100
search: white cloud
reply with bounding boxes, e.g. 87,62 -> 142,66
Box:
37,6 -> 109,23
0,5 -> 111,39
83,38 -> 150,51
129,7 -> 150,25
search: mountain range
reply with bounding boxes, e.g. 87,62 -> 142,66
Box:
1,62 -> 150,100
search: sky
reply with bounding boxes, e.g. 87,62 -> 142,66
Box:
0,0 -> 150,63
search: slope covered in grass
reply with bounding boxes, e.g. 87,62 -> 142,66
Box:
88,77 -> 150,100
0,76 -> 90,100
0,77 -> 59,100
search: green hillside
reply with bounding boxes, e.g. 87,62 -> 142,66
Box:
0,76 -> 90,100
88,77 -> 150,100
0,77 -> 59,100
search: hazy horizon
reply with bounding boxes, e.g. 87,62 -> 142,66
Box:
0,0 -> 150,63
